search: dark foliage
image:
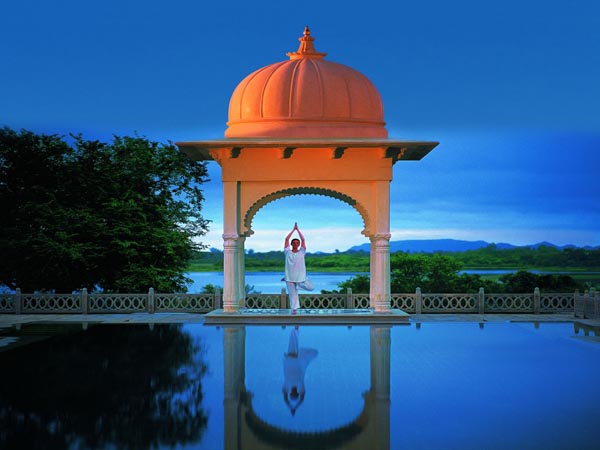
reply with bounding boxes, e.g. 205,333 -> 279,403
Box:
190,244 -> 600,274
0,127 -> 210,292
499,270 -> 580,293
451,244 -> 600,269
336,253 -> 583,293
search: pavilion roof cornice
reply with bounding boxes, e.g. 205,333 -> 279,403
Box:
177,138 -> 439,163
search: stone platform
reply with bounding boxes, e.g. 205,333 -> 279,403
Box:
203,308 -> 410,325
0,312 -> 582,329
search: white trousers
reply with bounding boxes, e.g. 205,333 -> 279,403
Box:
286,279 -> 314,310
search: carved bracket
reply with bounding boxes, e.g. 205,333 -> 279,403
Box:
231,147 -> 242,158
384,147 -> 407,163
281,147 -> 295,159
333,147 -> 347,159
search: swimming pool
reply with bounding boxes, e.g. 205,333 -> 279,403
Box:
1,320 -> 598,449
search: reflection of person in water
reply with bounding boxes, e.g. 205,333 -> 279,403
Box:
283,326 -> 318,416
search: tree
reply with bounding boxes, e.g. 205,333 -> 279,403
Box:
0,128 -> 210,292
390,252 -> 469,293
340,252 -> 501,293
425,253 -> 463,292
499,270 -> 539,293
337,273 -> 370,293
499,270 -> 581,293
390,253 -> 429,292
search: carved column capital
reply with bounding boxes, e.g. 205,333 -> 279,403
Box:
369,233 -> 392,243
222,233 -> 239,245
370,234 -> 392,254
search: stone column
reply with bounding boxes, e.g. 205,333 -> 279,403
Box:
223,233 -> 240,312
236,236 -> 246,309
223,326 -> 245,450
369,325 -> 391,450
370,233 -> 391,312
222,180 -> 242,312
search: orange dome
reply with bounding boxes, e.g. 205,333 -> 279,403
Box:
225,27 -> 387,139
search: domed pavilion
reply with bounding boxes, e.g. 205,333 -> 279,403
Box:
178,27 -> 438,314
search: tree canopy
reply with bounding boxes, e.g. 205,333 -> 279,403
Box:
337,253 -> 584,294
450,243 -> 600,269
0,127 -> 209,292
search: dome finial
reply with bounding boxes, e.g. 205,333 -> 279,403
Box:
286,26 -> 327,60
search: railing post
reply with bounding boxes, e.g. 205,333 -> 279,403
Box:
478,287 -> 485,314
81,288 -> 88,314
346,288 -> 353,309
533,287 -> 540,314
594,291 -> 599,320
15,288 -> 22,315
280,288 -> 288,309
415,287 -> 422,314
148,288 -> 155,314
583,291 -> 590,319
214,288 -> 222,310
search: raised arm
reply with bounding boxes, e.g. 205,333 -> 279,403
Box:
284,225 -> 296,248
295,224 -> 306,249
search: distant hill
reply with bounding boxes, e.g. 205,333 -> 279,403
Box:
346,239 -> 597,253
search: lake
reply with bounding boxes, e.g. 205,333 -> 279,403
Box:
186,271 -> 364,293
185,269 -> 587,293
0,269 -> 590,295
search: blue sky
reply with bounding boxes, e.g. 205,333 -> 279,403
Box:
2,0 -> 599,252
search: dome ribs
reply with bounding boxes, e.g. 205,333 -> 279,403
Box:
260,61 -> 291,118
288,59 -> 301,118
236,64 -> 276,120
344,68 -> 353,120
308,58 -> 325,118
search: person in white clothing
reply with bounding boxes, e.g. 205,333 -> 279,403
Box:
284,223 -> 314,312
283,326 -> 318,416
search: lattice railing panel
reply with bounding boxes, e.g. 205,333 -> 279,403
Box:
540,294 -> 573,312
156,294 -> 213,312
90,294 -> 146,312
245,294 -> 281,309
392,294 -> 416,312
21,294 -> 81,313
300,294 -> 345,309
0,294 -> 14,312
485,294 -> 533,312
352,294 -> 370,309
422,294 -> 478,313
2,290 -> 575,314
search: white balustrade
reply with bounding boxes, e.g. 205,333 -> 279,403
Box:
0,288 -> 578,315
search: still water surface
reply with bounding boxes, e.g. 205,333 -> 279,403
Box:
186,271 -> 363,293
186,270 -> 593,293
1,321 -> 599,449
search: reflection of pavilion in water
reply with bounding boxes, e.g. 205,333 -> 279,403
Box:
574,321 -> 600,337
223,326 -> 391,450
